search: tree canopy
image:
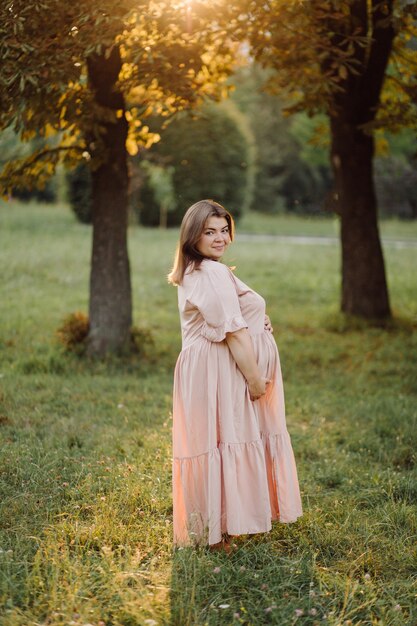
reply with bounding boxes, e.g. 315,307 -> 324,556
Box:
224,0 -> 417,124
0,0 -> 238,355
223,0 -> 417,319
0,0 -> 235,194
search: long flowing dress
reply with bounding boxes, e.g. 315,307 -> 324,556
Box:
172,258 -> 302,546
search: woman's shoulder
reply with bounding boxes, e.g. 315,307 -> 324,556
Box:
180,260 -> 233,295
183,259 -> 230,280
200,259 -> 233,277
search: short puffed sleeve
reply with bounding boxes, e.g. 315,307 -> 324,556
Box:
188,261 -> 248,342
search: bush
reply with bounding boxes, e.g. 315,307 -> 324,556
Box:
375,155 -> 417,219
56,312 -> 155,359
134,103 -> 250,226
56,311 -> 90,353
67,163 -> 92,224
13,179 -> 57,203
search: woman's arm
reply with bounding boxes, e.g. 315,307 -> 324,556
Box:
225,328 -> 269,400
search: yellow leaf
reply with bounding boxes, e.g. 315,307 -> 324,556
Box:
338,65 -> 348,80
126,136 -> 139,156
44,123 -> 57,138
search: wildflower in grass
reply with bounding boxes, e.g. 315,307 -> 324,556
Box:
219,604 -> 230,609
393,604 -> 402,611
265,607 -> 273,613
295,608 -> 304,617
213,566 -> 221,573
309,608 -> 317,616
364,573 -> 371,580
309,589 -> 316,597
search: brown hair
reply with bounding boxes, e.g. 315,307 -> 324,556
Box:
167,199 -> 235,286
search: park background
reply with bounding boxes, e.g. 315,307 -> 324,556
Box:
1,1 -> 417,625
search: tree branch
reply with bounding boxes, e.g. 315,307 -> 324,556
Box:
6,144 -> 86,178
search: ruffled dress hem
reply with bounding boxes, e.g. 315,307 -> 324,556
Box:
173,430 -> 302,547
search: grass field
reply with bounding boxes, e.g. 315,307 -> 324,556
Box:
0,201 -> 416,626
238,211 -> 417,240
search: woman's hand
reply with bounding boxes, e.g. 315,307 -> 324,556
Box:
248,377 -> 270,401
264,314 -> 273,333
225,329 -> 270,400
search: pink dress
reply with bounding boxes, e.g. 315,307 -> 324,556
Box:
172,258 -> 302,546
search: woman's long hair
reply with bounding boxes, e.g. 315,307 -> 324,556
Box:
167,199 -> 235,286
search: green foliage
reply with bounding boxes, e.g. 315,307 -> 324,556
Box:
0,128 -> 58,202
231,58 -> 417,217
0,203 -> 416,625
135,103 -> 250,226
140,161 -> 176,228
375,154 -> 417,218
374,129 -> 417,218
231,65 -> 333,214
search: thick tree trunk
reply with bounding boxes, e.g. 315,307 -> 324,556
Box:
330,118 -> 391,318
326,0 -> 395,320
86,47 -> 132,356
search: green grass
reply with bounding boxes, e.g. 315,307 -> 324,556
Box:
238,210 -> 417,240
0,201 -> 416,625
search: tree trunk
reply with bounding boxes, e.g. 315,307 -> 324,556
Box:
326,0 -> 395,320
86,47 -> 132,356
330,117 -> 391,318
159,203 -> 168,229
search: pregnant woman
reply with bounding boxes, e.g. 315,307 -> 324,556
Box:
168,199 -> 302,550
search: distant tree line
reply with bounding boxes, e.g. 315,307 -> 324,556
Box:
2,65 -> 415,224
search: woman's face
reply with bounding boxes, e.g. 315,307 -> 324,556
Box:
196,215 -> 231,260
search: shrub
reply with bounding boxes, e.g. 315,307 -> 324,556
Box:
375,155 -> 417,219
56,311 -> 89,352
134,103 -> 250,226
56,313 -> 155,358
66,163 -> 92,224
13,178 -> 57,203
